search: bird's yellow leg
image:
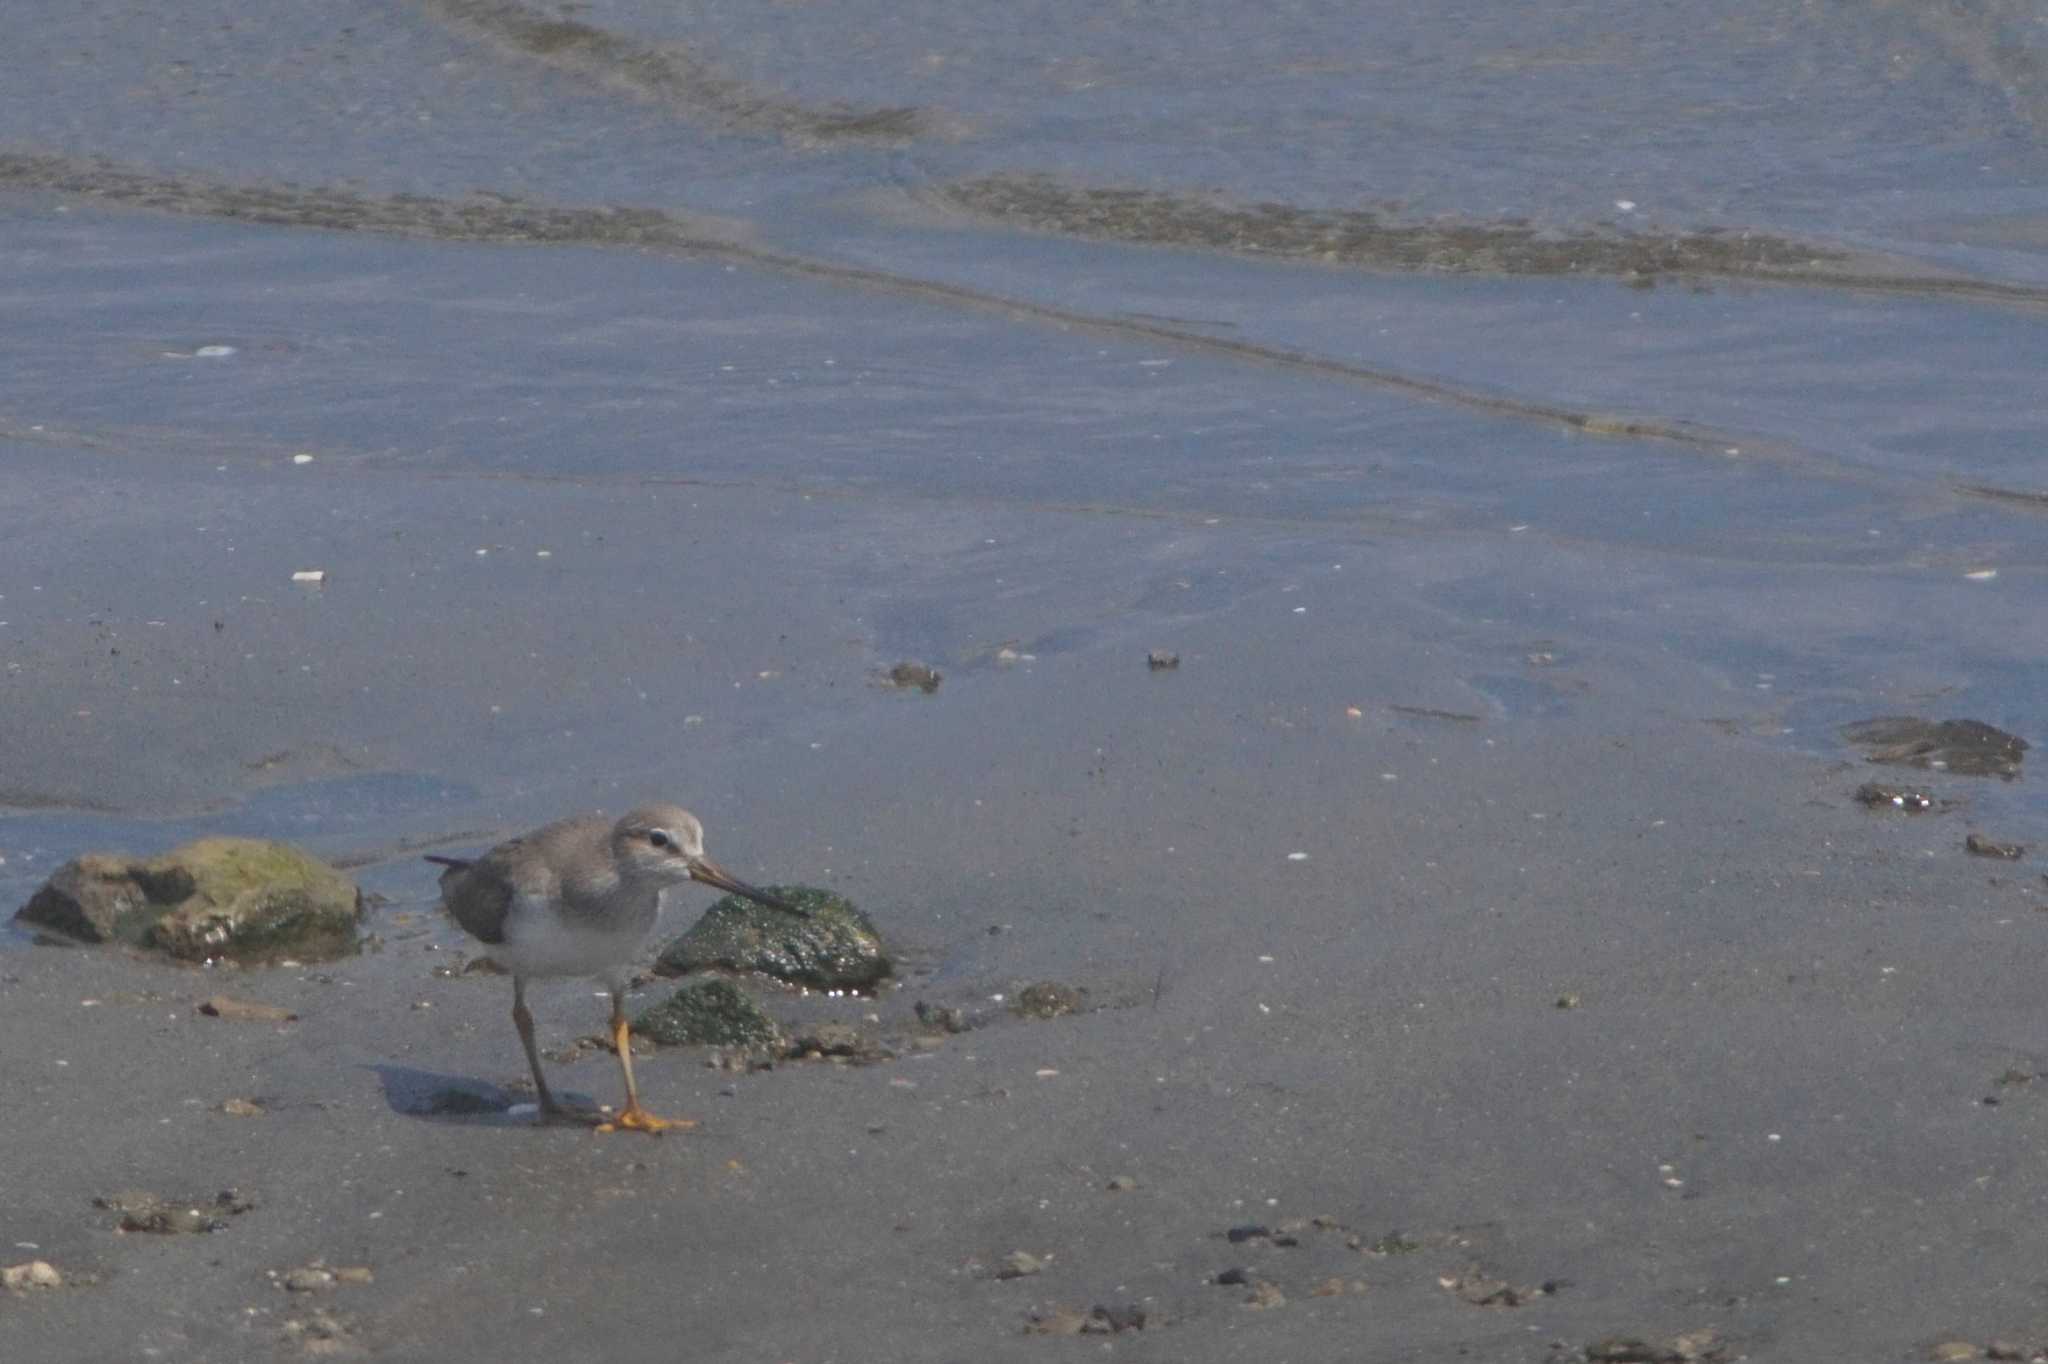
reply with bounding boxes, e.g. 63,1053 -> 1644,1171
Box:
594,995 -> 696,1136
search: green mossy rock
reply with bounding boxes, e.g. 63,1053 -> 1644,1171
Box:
654,885 -> 889,991
14,837 -> 362,963
633,979 -> 783,1048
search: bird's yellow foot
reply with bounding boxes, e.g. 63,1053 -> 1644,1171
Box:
594,1105 -> 698,1135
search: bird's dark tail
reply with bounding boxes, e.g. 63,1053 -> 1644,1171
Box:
423,854 -> 472,871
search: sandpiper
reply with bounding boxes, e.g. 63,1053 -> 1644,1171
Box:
427,803 -> 799,1134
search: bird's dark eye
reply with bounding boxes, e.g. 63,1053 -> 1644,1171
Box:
648,830 -> 673,850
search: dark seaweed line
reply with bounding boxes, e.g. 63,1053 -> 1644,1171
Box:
930,176 -> 2048,312
410,0 -> 927,144
0,153 -> 1915,493
1957,483 -> 2048,512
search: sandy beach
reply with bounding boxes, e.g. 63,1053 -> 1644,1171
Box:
4,3 -> 2047,1360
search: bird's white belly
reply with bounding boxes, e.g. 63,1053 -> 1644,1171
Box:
497,900 -> 656,979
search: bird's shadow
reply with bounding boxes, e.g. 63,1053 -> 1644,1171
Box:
366,1064 -> 599,1128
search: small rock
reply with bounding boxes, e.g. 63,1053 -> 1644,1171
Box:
1146,650 -> 1180,671
1224,1224 -> 1271,1244
1854,781 -> 1937,812
97,1188 -> 253,1234
786,1021 -> 891,1063
1105,1175 -> 1138,1192
1,1260 -> 62,1291
913,1000 -> 972,1033
283,1267 -> 336,1293
1214,1267 -> 1250,1286
198,996 -> 298,1023
1088,1303 -> 1147,1333
1022,1306 -> 1089,1336
1556,993 -> 1582,1010
1984,1342 -> 2027,1362
1012,981 -> 1084,1019
1245,1280 -> 1286,1309
333,1266 -> 374,1286
1310,1276 -> 1348,1297
997,1250 -> 1045,1280
220,1097 -> 266,1117
883,661 -> 942,694
1929,1344 -> 1981,1363
1966,833 -> 2025,860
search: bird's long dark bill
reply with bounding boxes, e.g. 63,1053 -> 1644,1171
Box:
690,858 -> 806,915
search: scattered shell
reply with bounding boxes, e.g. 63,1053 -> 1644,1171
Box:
1146,650 -> 1180,670
1,1260 -> 62,1291
291,570 -> 327,585
220,1097 -> 266,1117
997,1250 -> 1045,1279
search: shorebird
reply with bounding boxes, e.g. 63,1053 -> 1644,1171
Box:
427,803 -> 799,1134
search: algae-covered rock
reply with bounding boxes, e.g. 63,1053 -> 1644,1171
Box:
1843,716 -> 2028,779
633,979 -> 783,1048
15,837 -> 362,963
653,885 -> 889,991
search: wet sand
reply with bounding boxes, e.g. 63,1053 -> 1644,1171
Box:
3,433 -> 2045,1359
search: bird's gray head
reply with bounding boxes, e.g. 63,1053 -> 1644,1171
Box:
610,801 -> 806,915
611,803 -> 707,884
